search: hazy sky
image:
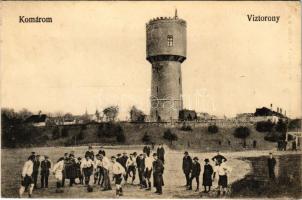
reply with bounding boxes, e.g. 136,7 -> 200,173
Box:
1,1 -> 301,119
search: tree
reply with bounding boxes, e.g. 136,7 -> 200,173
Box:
234,126 -> 250,147
61,127 -> 69,138
103,106 -> 119,121
288,118 -> 301,131
275,119 -> 287,134
52,126 -> 60,139
256,120 -> 274,132
163,129 -> 178,145
208,125 -> 219,134
130,106 -> 146,122
18,108 -> 33,120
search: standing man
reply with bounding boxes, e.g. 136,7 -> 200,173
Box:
76,157 -> 83,185
137,154 -> 147,188
152,153 -> 164,195
188,157 -> 201,191
32,155 -> 40,189
19,155 -> 35,198
212,151 -> 227,166
213,158 -> 231,196
157,144 -> 165,164
145,152 -> 153,190
66,154 -> 77,187
53,157 -> 65,193
202,158 -> 213,193
81,154 -> 94,186
62,153 -> 69,187
182,151 -> 192,187
267,152 -> 276,180
100,153 -> 112,191
126,153 -> 137,184
111,156 -> 126,197
40,155 -> 51,188
120,152 -> 128,181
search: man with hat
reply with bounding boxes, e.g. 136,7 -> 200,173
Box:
32,155 -> 40,189
182,151 -> 192,187
76,157 -> 83,184
152,153 -> 164,195
188,157 -> 201,191
19,155 -> 35,198
66,154 -> 77,187
212,150 -> 227,166
202,158 -> 213,193
40,155 -> 52,188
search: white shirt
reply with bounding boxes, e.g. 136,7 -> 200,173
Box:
52,160 -> 64,174
80,158 -> 94,170
126,157 -> 136,168
112,162 -> 125,175
145,156 -> 154,170
94,159 -> 102,169
102,156 -> 111,170
215,162 -> 231,176
22,160 -> 33,177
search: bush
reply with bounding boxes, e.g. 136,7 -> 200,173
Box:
264,131 -> 285,142
180,124 -> 193,131
142,132 -> 151,144
163,129 -> 178,144
256,121 -> 274,132
275,119 -> 287,134
97,122 -> 123,138
288,119 -> 301,130
234,126 -> 250,139
77,130 -> 84,140
208,125 -> 219,134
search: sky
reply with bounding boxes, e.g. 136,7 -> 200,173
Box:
1,1 -> 301,119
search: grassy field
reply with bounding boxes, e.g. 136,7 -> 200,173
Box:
2,145 -> 253,198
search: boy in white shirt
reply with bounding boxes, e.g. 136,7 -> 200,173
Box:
213,158 -> 231,196
144,153 -> 154,190
126,153 -> 137,184
52,157 -> 65,193
81,155 -> 94,185
111,156 -> 126,197
19,155 -> 35,198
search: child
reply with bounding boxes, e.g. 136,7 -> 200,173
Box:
111,156 -> 126,197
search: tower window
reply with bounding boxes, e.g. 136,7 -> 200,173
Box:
167,35 -> 173,47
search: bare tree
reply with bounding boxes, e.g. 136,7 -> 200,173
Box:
103,106 -> 119,121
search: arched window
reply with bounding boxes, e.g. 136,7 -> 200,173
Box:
167,35 -> 173,47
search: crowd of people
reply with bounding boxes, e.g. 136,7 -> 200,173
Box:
19,144 -> 166,198
182,150 -> 231,196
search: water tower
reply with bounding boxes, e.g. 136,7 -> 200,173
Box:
146,10 -> 187,122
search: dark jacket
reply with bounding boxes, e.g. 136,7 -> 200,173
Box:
120,156 -> 128,169
153,159 -> 164,175
157,147 -> 165,160
40,160 -> 51,175
65,158 -> 77,179
191,162 -> 201,177
33,160 -> 40,173
212,154 -> 227,164
203,164 -> 213,186
182,156 -> 192,174
136,157 -> 145,172
267,157 -> 276,170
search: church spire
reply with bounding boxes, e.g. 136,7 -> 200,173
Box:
175,9 -> 178,19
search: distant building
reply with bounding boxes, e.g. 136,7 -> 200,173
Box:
25,114 -> 47,127
179,109 -> 197,121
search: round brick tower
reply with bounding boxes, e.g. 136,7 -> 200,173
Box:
146,10 -> 187,122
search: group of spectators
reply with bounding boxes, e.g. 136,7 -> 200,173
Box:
19,144 -> 166,198
182,151 -> 231,196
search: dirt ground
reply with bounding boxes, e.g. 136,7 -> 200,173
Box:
1,145 -> 300,198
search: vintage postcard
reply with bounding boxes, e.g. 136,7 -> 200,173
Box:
1,1 -> 301,199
